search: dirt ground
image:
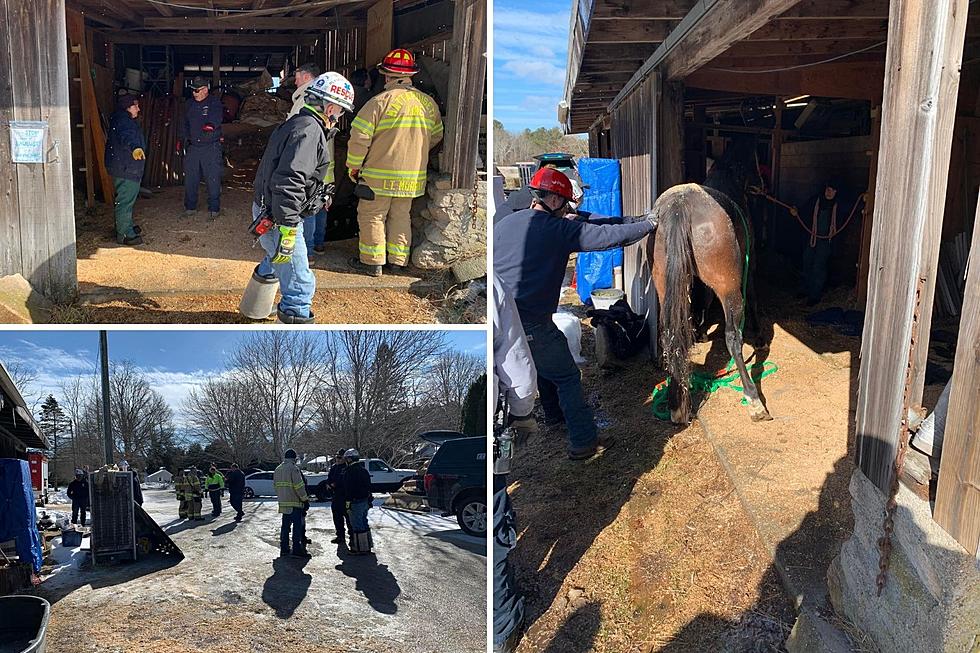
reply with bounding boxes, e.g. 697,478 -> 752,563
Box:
504,281 -> 953,652
69,187 -> 480,324
32,489 -> 486,653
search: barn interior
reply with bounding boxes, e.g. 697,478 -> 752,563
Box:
46,0 -> 486,310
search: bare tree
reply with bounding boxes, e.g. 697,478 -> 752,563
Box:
6,361 -> 40,409
184,376 -> 267,466
428,352 -> 485,408
230,331 -> 330,459
107,361 -> 173,466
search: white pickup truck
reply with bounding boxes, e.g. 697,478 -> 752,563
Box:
243,458 -> 415,501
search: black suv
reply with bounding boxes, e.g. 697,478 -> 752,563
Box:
424,436 -> 487,537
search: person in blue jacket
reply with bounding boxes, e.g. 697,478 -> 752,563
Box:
105,94 -> 146,246
494,167 -> 657,460
178,76 -> 224,220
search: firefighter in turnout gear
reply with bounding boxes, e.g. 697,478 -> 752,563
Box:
176,469 -> 204,520
346,48 -> 443,277
243,71 -> 356,324
274,448 -> 311,558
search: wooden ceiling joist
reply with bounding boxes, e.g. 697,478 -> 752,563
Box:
98,29 -> 319,45
143,16 -> 330,29
590,0 -> 696,20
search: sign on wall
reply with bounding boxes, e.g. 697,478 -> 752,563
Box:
9,120 -> 48,163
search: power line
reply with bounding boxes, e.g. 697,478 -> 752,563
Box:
707,41 -> 887,74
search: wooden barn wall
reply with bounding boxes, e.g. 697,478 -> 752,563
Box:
777,136 -> 872,286
325,23 -> 366,79
0,0 -> 78,301
609,74 -> 658,355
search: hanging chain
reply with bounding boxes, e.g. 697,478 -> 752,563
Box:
876,275 -> 926,596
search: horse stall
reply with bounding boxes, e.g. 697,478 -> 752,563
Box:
559,1 -> 980,650
0,0 -> 486,320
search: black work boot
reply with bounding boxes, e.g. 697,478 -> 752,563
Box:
348,257 -> 382,277
117,234 -> 143,246
568,434 -> 616,461
276,308 -> 315,325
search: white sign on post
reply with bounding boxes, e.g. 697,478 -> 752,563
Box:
9,120 -> 49,163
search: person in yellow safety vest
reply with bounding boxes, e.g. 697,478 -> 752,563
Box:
274,448 -> 311,558
205,466 -> 225,518
175,468 -> 192,519
346,48 -> 444,278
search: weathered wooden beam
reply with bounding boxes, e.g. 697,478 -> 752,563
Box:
749,18 -> 888,40
658,80 -> 684,189
934,194 -> 980,557
143,16 -> 329,29
685,61 -> 883,101
723,38 -> 885,57
66,9 -> 95,209
856,104 -> 880,305
592,0 -> 696,20
779,0 -> 888,19
365,0 -> 393,67
709,52 -> 884,69
443,0 -> 486,188
855,0 -> 968,493
98,30 -> 319,45
586,19 -> 673,43
575,42 -> 658,60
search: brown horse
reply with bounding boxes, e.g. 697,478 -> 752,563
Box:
648,139 -> 772,424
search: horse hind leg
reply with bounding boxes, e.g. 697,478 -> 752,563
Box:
721,291 -> 772,422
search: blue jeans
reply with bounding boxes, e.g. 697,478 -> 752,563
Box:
523,320 -> 597,449
303,209 -> 327,251
280,509 -> 305,553
493,485 -> 523,649
183,143 -> 222,212
253,202 -> 316,318
349,499 -> 370,532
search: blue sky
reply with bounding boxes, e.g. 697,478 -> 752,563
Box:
493,0 -> 571,131
0,330 -> 486,412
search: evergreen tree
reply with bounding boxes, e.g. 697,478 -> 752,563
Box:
38,395 -> 68,487
460,374 -> 487,437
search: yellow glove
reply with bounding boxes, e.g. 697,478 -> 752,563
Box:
132,148 -> 145,160
270,225 -> 298,264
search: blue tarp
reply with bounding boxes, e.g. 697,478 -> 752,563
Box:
575,158 -> 623,304
0,459 -> 43,572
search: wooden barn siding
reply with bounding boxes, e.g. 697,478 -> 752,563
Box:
609,74 -> 659,356
0,0 -> 77,301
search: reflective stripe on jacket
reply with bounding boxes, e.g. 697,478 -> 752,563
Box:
346,78 -> 443,198
206,472 -> 225,491
274,459 -> 309,514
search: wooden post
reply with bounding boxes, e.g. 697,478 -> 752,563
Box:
855,0 -> 968,493
212,45 -> 220,88
857,104 -> 881,305
769,98 -> 783,248
657,80 -> 684,191
0,0 -> 77,300
443,0 -> 486,189
934,193 -> 980,556
66,9 -> 94,209
365,0 -> 393,68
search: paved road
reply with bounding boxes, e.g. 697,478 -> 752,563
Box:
36,488 -> 486,653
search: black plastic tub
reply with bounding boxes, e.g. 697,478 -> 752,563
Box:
0,596 -> 50,653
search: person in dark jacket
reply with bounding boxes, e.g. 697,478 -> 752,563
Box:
246,71 -> 356,324
342,449 -> 373,554
798,180 -> 843,306
131,468 -> 143,506
326,448 -> 348,545
226,463 -> 246,521
66,469 -> 90,526
178,76 -> 225,219
105,94 -> 146,246
494,167 -> 657,461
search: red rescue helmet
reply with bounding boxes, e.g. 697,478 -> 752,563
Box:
529,167 -> 574,202
379,48 -> 419,75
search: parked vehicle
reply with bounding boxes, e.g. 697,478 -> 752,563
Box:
423,437 -> 487,536
243,470 -> 330,501
351,458 -> 417,493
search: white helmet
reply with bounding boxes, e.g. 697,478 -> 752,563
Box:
306,71 -> 355,113
343,448 -> 360,462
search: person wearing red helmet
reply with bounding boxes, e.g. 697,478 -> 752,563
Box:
494,168 -> 658,460
346,48 -> 444,277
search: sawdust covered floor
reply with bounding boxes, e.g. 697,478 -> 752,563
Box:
70,187 -> 457,324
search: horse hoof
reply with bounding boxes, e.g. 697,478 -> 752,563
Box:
748,400 -> 772,422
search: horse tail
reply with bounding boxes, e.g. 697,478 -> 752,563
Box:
658,190 -> 695,393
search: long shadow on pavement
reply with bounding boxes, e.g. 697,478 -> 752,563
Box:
423,530 -> 487,557
261,556 -> 312,619
334,553 -> 401,615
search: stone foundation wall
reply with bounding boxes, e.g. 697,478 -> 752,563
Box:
412,175 -> 487,271
827,469 -> 980,652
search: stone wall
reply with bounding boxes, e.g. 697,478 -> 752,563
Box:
827,469 -> 980,652
412,174 -> 487,271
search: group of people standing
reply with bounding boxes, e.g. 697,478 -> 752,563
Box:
66,462 -> 144,528
275,447 -> 373,559
174,464 -> 246,522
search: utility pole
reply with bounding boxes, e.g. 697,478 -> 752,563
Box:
99,331 -> 113,466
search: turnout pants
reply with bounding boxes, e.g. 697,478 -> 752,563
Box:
523,320 -> 598,450
183,143 -> 222,212
112,177 -> 140,240
189,496 -> 203,519
178,498 -> 189,519
493,479 -> 524,650
356,196 -> 413,266
254,203 -> 316,319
